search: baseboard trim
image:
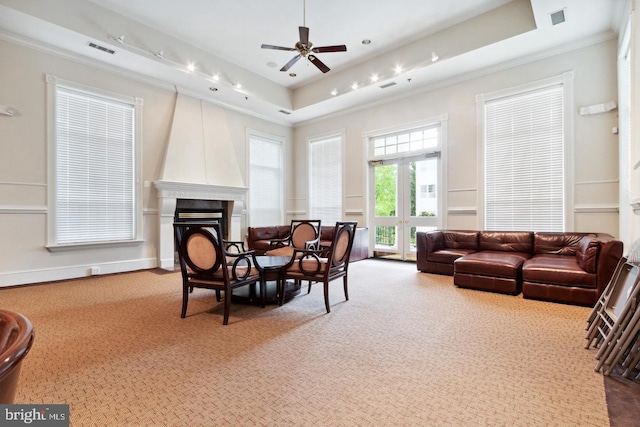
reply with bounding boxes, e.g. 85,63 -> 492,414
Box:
0,258 -> 159,287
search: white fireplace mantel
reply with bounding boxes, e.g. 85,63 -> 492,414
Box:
154,180 -> 248,269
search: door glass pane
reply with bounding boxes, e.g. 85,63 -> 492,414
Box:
375,164 -> 397,217
410,158 -> 438,217
375,226 -> 397,251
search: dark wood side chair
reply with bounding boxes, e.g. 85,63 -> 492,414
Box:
266,220 -> 322,258
173,222 -> 262,325
281,221 -> 358,312
0,310 -> 35,404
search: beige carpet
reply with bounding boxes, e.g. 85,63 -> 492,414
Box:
2,260 -> 609,426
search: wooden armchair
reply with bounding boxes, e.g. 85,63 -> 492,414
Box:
280,221 -> 357,312
173,222 -> 262,325
266,220 -> 322,258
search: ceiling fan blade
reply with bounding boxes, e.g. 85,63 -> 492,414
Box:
312,45 -> 347,53
308,54 -> 330,73
261,44 -> 296,51
280,54 -> 302,72
299,26 -> 309,46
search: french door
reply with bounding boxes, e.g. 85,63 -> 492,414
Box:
369,153 -> 441,260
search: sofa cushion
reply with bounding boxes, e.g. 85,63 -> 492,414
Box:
317,227 -> 332,248
249,226 -> 282,241
478,231 -> 533,253
576,236 -> 600,274
533,232 -> 595,255
445,231 -> 479,249
454,251 -> 530,279
523,254 -> 597,289
427,248 -> 477,264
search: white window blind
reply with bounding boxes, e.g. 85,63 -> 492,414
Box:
55,86 -> 135,244
249,135 -> 282,226
309,135 -> 342,224
484,84 -> 564,231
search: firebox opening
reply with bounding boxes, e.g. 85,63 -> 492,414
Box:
174,199 -> 231,266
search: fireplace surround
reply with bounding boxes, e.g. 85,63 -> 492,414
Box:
154,180 -> 248,269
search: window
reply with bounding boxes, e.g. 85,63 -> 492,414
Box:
47,76 -> 142,247
309,134 -> 342,224
249,133 -> 283,227
372,126 -> 438,157
479,75 -> 571,231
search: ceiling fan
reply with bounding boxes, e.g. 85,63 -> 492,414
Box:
260,0 -> 347,74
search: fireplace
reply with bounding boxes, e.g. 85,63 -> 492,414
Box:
174,198 -> 230,240
153,94 -> 250,269
154,181 -> 248,269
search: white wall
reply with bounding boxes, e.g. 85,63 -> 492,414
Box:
0,38 -> 292,286
293,39 -> 620,238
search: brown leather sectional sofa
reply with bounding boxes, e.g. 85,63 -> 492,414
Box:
247,225 -> 335,255
247,225 -> 369,262
416,230 -> 623,306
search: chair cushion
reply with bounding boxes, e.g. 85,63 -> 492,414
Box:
333,230 -> 350,261
189,265 -> 259,282
265,246 -> 295,257
186,233 -> 217,270
287,257 -> 328,275
291,223 -> 318,249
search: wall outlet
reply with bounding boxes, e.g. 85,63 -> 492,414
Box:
90,266 -> 100,275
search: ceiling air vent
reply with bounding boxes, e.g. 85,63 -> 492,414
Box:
88,42 -> 115,54
279,110 -> 291,115
379,82 -> 397,89
549,9 -> 566,26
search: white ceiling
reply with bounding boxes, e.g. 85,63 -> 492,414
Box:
0,0 -> 626,125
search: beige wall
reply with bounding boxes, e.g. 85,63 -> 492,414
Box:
0,35 -> 624,286
0,39 -> 292,286
293,39 -> 620,238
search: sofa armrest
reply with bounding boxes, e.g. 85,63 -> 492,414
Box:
426,231 -> 445,253
416,231 -> 439,271
594,234 -> 624,296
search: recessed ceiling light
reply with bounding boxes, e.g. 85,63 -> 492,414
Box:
394,65 -> 403,74
431,51 -> 439,62
331,88 -> 338,96
362,39 -> 371,45
209,87 -> 218,92
186,62 -> 195,72
235,82 -> 242,89
212,74 -> 220,81
351,82 -> 359,90
371,74 -> 379,83
289,73 -> 297,77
